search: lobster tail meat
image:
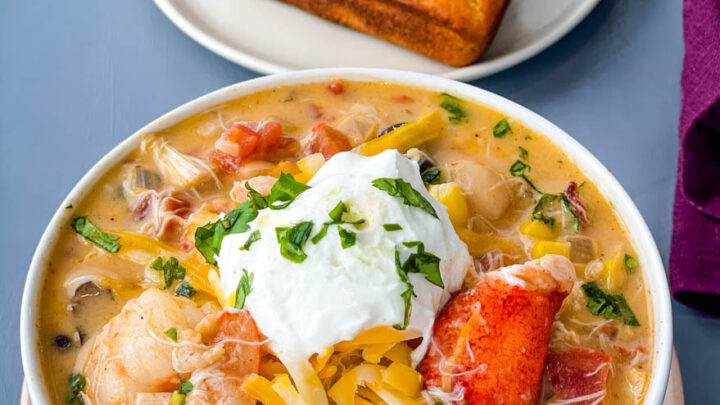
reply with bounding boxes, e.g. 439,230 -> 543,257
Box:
419,254 -> 575,404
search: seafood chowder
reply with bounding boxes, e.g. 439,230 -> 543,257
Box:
37,81 -> 653,405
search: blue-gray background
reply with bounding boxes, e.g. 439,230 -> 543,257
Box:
1,0 -> 717,403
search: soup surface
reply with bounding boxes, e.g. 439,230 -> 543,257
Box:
37,80 -> 653,405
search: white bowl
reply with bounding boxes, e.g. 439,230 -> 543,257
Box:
20,68 -> 672,405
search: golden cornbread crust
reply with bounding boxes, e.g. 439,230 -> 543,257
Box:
277,0 -> 510,66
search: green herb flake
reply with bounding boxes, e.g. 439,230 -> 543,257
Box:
393,247 -> 414,331
625,254 -> 638,274
234,269 -> 254,310
561,194 -> 582,234
266,172 -> 311,209
165,327 -> 178,342
179,380 -> 193,396
311,223 -> 330,244
174,281 -> 197,298
518,146 -> 529,161
239,229 -> 262,251
68,373 -> 86,405
245,182 -> 268,209
509,160 -> 541,193
383,223 -> 403,232
581,282 -> 640,326
338,226 -> 357,249
194,201 -> 258,265
328,201 -> 347,222
71,216 -> 121,253
401,242 -> 443,288
421,167 -> 441,185
372,178 -> 437,218
493,118 -> 512,138
532,194 -> 559,227
276,221 -> 314,263
439,93 -> 467,124
151,256 -> 186,289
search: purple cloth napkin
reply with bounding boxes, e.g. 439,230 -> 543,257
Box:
669,0 -> 720,315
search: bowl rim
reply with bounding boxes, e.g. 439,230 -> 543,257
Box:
20,68 -> 672,405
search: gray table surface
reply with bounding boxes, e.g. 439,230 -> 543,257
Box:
2,0 -> 718,403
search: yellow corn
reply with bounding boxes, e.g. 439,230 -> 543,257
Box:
456,228 -> 519,257
428,183 -> 468,226
168,391 -> 185,405
241,374 -> 286,405
531,241 -> 570,259
357,112 -> 445,156
519,221 -> 556,240
601,251 -> 627,291
297,153 -> 325,175
381,363 -> 422,397
362,343 -> 395,364
272,374 -> 309,405
383,343 -> 412,366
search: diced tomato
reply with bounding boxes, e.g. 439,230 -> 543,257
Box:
327,80 -> 344,95
545,347 -> 610,404
309,122 -> 352,159
211,121 -> 283,173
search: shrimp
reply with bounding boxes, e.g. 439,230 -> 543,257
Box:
79,289 -> 198,404
78,290 -> 260,405
419,255 -> 575,405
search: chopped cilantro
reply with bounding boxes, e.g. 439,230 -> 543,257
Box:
179,379 -> 193,395
68,373 -> 86,405
165,327 -> 178,342
71,216 -> 121,253
509,160 -> 541,193
311,223 -> 330,244
532,194 -> 559,227
174,281 -> 196,298
276,221 -> 314,263
625,254 -> 638,274
151,256 -> 186,289
439,93 -> 467,124
421,167 -> 441,185
383,223 -> 403,232
582,282 -> 640,326
234,269 -> 254,310
400,242 -> 443,288
518,146 -> 529,161
245,182 -> 268,209
561,194 -> 581,233
493,118 -> 512,138
266,172 -> 311,209
393,247 -> 414,331
337,226 -> 357,249
312,201 -> 365,244
194,201 -> 257,265
239,229 -> 261,251
372,178 -> 437,218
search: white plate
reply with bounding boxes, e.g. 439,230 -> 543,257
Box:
153,0 -> 600,81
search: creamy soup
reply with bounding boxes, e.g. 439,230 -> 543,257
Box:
37,81 -> 653,405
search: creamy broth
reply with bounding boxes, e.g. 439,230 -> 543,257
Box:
38,81 -> 653,404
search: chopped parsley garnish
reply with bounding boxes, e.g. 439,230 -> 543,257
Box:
383,223 -> 403,232
581,282 -> 640,326
439,93 -> 467,124
493,118 -> 512,138
393,247 -> 414,331
337,227 -> 357,249
625,254 -> 638,274
71,216 -> 120,253
372,178 -> 437,218
509,160 -> 540,193
532,194 -> 559,226
194,201 -> 258,265
151,256 -> 186,289
561,194 -> 582,233
179,379 -> 193,395
174,281 -> 196,298
245,182 -> 268,209
276,221 -> 314,263
239,229 -> 261,251
234,269 -> 254,310
421,167 -> 441,185
400,242 -> 443,288
518,146 -> 529,161
165,327 -> 178,342
267,172 -> 311,209
312,201 -> 365,244
68,372 -> 86,404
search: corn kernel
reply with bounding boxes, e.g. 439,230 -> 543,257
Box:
297,153 -> 325,175
456,228 -> 519,257
531,241 -> 570,259
428,182 -> 468,226
381,362 -> 422,397
519,221 -> 556,240
241,374 -> 285,405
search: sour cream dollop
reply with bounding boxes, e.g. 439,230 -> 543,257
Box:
217,150 -> 471,364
